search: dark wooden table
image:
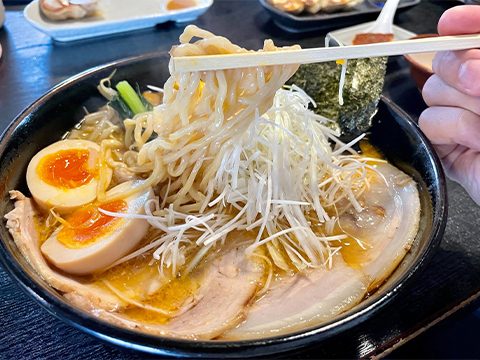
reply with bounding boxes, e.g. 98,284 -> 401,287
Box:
1,1 -> 480,358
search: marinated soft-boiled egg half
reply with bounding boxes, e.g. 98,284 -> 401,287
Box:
41,181 -> 155,275
26,139 -> 113,213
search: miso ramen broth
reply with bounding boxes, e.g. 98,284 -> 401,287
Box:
5,25 -> 420,340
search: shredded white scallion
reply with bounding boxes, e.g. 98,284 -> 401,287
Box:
104,87 -> 374,274
325,34 -> 347,106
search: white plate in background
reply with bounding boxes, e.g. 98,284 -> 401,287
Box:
24,0 -> 213,42
327,21 -> 417,46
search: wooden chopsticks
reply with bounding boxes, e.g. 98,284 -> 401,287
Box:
172,34 -> 480,72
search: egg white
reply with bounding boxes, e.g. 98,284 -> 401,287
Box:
26,139 -> 111,213
41,181 -> 155,275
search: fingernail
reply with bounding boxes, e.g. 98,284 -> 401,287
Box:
458,59 -> 480,93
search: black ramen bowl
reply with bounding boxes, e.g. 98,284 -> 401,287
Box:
0,52 -> 447,357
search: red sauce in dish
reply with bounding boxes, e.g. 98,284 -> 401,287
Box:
352,33 -> 394,45
57,200 -> 127,249
166,0 -> 196,10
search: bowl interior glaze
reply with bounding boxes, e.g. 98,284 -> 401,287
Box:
0,52 -> 447,357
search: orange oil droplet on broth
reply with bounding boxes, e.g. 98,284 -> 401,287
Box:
166,0 -> 196,10
58,200 -> 127,249
359,139 -> 384,160
37,148 -> 98,189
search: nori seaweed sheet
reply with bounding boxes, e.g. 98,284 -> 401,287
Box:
287,57 -> 387,137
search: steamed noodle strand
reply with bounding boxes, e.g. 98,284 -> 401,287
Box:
66,26 -> 381,275
133,26 -> 301,209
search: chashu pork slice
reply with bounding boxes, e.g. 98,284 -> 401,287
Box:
52,240 -> 266,340
6,195 -> 265,339
5,191 -> 125,311
337,163 -> 421,291
220,254 -> 368,340
40,0 -> 97,21
164,245 -> 265,339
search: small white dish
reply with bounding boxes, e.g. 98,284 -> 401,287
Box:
327,21 -> 417,46
24,0 -> 213,42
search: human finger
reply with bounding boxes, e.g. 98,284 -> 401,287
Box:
442,147 -> 480,205
440,144 -> 469,175
422,74 -> 480,116
418,106 -> 480,152
429,143 -> 459,160
431,49 -> 480,97
437,5 -> 480,36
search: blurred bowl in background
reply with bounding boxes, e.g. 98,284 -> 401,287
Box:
0,0 -> 5,28
404,34 -> 439,91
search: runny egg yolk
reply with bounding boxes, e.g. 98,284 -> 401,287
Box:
37,149 -> 98,189
58,200 -> 127,249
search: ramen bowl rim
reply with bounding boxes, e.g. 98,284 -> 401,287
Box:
0,51 -> 448,358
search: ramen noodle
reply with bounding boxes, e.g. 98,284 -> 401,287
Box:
5,26 -> 420,340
